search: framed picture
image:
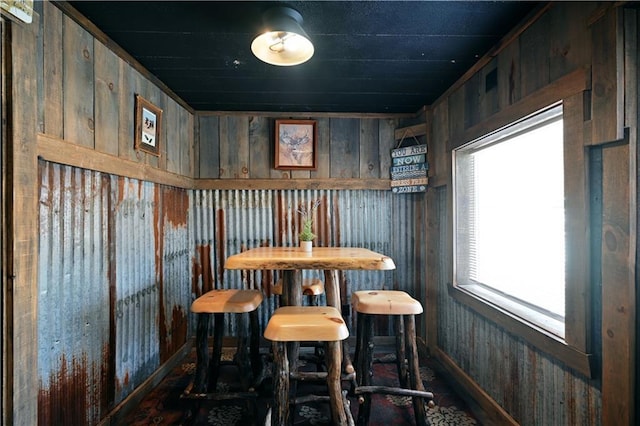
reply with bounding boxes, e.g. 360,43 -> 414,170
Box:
134,95 -> 162,156
275,119 -> 317,170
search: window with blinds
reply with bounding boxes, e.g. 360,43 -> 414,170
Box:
453,103 -> 565,335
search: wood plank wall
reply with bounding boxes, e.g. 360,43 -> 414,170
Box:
426,2 -> 636,425
196,114 -> 400,184
39,1 -> 195,177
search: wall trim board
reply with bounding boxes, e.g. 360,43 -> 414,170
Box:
37,133 -> 393,191
37,133 -> 193,189
431,347 -> 520,426
449,67 -> 590,150
194,178 -> 391,191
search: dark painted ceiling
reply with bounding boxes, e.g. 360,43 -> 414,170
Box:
67,1 -> 540,114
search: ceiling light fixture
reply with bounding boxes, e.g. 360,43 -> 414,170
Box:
251,6 -> 314,66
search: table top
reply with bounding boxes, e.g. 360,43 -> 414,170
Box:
224,246 -> 396,271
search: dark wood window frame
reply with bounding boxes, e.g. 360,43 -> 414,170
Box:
447,69 -> 593,378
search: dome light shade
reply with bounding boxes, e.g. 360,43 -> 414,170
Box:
251,6 -> 314,66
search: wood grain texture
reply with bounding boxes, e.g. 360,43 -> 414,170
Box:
249,116 -> 271,178
198,115 -> 220,178
601,142 -> 633,425
359,119 -> 379,178
37,133 -> 193,189
63,14 -> 94,147
10,13 -> 40,424
311,117 -> 331,179
591,7 -> 624,144
563,92 -> 590,352
330,118 -> 359,178
94,41 -> 119,156
43,1 -> 63,137
225,247 -> 396,271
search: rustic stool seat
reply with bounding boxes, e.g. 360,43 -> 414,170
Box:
191,288 -> 263,313
352,290 -> 423,315
182,288 -> 264,420
352,290 -> 433,426
264,306 -> 353,425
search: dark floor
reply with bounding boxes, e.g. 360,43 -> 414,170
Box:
119,344 -> 480,426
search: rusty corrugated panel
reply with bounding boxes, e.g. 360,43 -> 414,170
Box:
158,185 -> 191,362
37,161 -> 111,425
433,186 -> 602,425
189,189 -> 424,334
112,176 -> 159,403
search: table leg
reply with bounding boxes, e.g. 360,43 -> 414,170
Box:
282,269 -> 302,372
323,269 -> 355,374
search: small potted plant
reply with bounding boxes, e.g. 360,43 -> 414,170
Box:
297,198 -> 321,251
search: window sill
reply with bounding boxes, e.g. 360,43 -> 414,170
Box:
448,283 -> 593,378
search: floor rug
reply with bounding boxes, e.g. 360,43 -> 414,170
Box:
119,348 -> 480,425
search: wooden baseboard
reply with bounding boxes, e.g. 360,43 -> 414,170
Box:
430,346 -> 519,426
98,339 -> 194,426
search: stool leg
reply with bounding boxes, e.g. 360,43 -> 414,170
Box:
357,314 -> 374,426
326,341 -> 348,425
207,312 -> 225,392
249,309 -> 262,384
235,313 -> 251,390
353,310 -> 365,384
194,313 -> 210,393
405,314 -> 428,426
394,314 -> 408,388
272,341 -> 290,426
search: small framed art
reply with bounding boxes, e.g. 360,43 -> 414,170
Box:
134,95 -> 162,156
274,119 -> 317,170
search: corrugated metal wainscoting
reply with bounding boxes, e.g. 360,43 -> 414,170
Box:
37,161 -> 426,424
37,161 -> 191,424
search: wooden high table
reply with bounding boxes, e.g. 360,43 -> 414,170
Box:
224,246 -> 396,372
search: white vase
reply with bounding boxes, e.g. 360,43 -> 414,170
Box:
300,240 -> 313,252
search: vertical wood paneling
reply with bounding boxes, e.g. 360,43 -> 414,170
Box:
62,15 -> 94,147
591,7 -> 624,144
117,55 -> 135,162
219,116 -> 249,178
94,41 -> 119,156
548,3 -> 594,82
378,118 -> 396,177
519,11 -> 551,97
497,38 -> 520,108
11,12 -> 40,425
43,0 -> 63,137
330,118 -> 360,178
165,97 -> 179,174
312,117 -> 331,179
249,116 -> 271,178
198,115 -> 220,178
601,143 -> 633,425
359,119 -> 379,178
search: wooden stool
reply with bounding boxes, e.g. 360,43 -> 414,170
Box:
271,277 -> 325,306
187,289 -> 263,395
352,290 -> 433,426
264,306 -> 353,426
